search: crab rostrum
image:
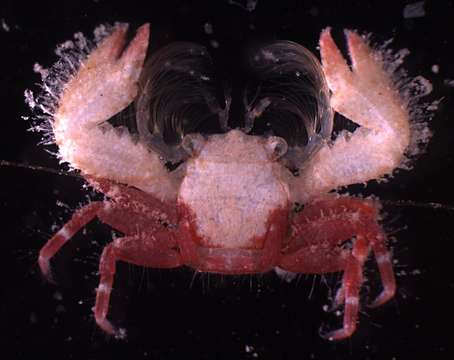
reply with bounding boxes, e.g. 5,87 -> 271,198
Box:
32,23 -> 431,340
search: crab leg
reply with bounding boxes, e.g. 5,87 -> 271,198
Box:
38,201 -> 103,281
293,29 -> 412,201
369,233 -> 396,307
322,234 -> 368,340
94,234 -> 182,338
279,196 -> 396,340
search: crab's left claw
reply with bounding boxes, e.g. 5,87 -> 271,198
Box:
319,27 -> 410,148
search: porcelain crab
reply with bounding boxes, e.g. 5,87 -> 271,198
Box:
31,23 -> 431,340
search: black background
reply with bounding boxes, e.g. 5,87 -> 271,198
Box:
1,0 -> 454,359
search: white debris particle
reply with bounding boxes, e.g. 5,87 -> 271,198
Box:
204,22 -> 213,35
309,6 -> 319,17
53,291 -> 63,301
322,304 -> 329,312
78,300 -> 84,305
262,50 -> 279,63
411,269 -> 421,275
29,312 -> 38,324
210,39 -> 219,48
228,0 -> 258,12
24,89 -> 36,109
55,40 -> 75,57
274,267 -> 297,282
403,1 -> 426,19
444,79 -> 454,87
33,63 -> 49,80
431,64 -> 439,74
426,100 -> 439,112
245,345 -> 254,353
1,18 -> 10,32
246,0 -> 258,11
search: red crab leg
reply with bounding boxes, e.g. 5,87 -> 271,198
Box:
369,232 -> 396,307
38,201 -> 103,281
279,196 -> 396,340
94,233 -> 182,338
323,234 -> 369,340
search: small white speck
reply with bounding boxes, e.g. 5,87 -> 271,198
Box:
309,6 -> 319,17
274,267 -> 297,283
53,291 -> 63,301
210,39 -> 219,48
444,79 -> 454,87
204,22 -> 213,35
29,312 -> 38,324
1,18 -> 10,32
228,0 -> 258,12
431,64 -> 439,74
262,50 -> 279,63
403,1 -> 426,19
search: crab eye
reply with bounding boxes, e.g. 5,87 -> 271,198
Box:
265,136 -> 288,160
182,133 -> 206,156
244,40 -> 334,165
135,42 -> 230,163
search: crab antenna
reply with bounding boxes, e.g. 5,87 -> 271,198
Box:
243,95 -> 272,133
0,160 -> 81,178
380,199 -> 454,212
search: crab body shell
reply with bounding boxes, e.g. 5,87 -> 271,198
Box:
31,22 -> 432,340
178,130 -> 290,273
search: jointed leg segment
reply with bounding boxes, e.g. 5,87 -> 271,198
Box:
280,196 -> 396,340
38,187 -> 182,337
94,233 -> 182,337
38,201 -> 103,281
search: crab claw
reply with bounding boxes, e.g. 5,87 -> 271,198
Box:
54,23 -> 150,140
319,27 -> 410,152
